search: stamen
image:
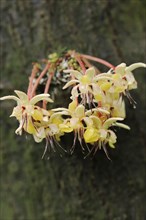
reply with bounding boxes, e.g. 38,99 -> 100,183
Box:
70,131 -> 77,154
42,138 -> 49,159
126,91 -> 137,108
103,144 -> 112,161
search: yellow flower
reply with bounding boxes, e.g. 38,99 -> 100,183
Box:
33,115 -> 64,143
83,127 -> 100,143
102,94 -> 126,118
82,115 -> 130,158
0,90 -> 53,136
52,100 -> 85,132
109,62 -> 146,92
83,116 -> 130,149
63,67 -> 113,103
92,83 -> 106,103
92,62 -> 146,114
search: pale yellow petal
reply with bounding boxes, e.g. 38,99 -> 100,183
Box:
113,122 -> 130,130
49,124 -> 59,135
68,100 -> 77,112
126,63 -> 146,72
33,127 -> 46,142
63,80 -> 79,89
100,82 -> 112,91
85,67 -> 95,80
52,107 -> 68,112
25,120 -> 36,134
96,72 -> 112,77
15,120 -> 23,135
64,69 -> 82,79
75,104 -> 85,118
71,85 -> 79,100
96,108 -> 110,115
83,117 -> 93,127
109,143 -> 115,148
96,76 -> 113,81
115,63 -> 126,75
14,90 -> 28,102
70,118 -> 82,129
108,130 -> 117,143
80,75 -> 91,84
86,108 -> 109,116
99,129 -> 107,139
50,112 -> 69,121
33,135 -> 43,143
30,94 -> 53,105
108,130 -> 117,148
90,116 -> 102,128
103,117 -> 124,129
50,116 -> 63,125
112,73 -> 121,80
32,109 -> 43,121
126,72 -> 137,90
94,93 -> 103,102
10,106 -> 22,120
59,124 -> 73,133
0,95 -> 20,103
83,127 -> 99,143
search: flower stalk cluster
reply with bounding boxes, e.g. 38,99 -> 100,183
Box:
1,49 -> 145,159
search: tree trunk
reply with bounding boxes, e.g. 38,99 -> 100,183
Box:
0,0 -> 145,219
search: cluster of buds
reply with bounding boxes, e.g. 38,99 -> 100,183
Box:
1,49 -> 145,159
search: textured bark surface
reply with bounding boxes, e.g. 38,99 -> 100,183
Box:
0,0 -> 146,220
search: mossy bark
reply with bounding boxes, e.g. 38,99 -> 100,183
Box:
0,0 -> 145,220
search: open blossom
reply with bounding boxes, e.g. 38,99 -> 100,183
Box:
83,116 -> 130,145
63,67 -> 113,104
83,115 -> 130,158
115,62 -> 146,90
0,90 -> 53,138
107,62 -> 146,93
52,100 -> 86,150
30,112 -> 64,143
101,95 -> 126,118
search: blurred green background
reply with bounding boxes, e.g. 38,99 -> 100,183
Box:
0,0 -> 146,220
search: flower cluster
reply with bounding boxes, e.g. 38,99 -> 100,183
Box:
1,50 -> 145,159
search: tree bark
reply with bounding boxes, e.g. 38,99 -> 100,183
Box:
0,0 -> 145,219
